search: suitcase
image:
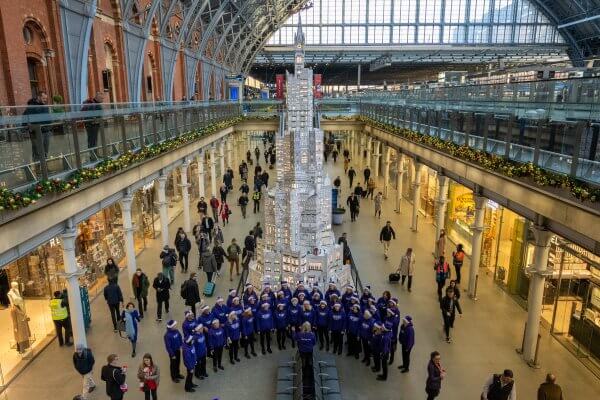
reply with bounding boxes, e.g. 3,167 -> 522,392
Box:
203,281 -> 215,297
388,273 -> 400,283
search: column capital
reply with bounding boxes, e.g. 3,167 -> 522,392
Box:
532,225 -> 553,247
121,195 -> 134,211
474,194 -> 487,209
61,227 -> 78,251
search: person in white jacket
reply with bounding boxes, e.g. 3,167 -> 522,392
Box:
397,248 -> 415,292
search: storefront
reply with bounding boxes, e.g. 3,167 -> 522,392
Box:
400,158 -> 438,220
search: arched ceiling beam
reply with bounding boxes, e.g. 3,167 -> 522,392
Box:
211,0 -> 260,65
196,0 -> 231,60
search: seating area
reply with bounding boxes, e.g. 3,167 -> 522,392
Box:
276,351 -> 343,400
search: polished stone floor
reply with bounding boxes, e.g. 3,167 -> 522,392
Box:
2,137 -> 600,400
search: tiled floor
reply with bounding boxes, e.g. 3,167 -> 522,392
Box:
2,137 -> 599,400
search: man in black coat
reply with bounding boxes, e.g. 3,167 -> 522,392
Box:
244,231 -> 256,257
181,273 -> 201,316
73,344 -> 96,398
175,230 -> 192,272
363,167 -> 371,184
200,215 -> 214,241
103,281 -> 123,332
440,287 -> 462,343
197,197 -> 208,215
348,167 -> 356,188
23,91 -> 51,161
346,194 -> 360,222
152,272 -> 171,322
379,221 -> 396,260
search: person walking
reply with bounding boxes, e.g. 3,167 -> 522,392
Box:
201,248 -> 218,283
366,177 -> 376,199
220,201 -> 231,225
332,148 -> 338,163
132,268 -> 150,318
50,290 -> 72,346
379,221 -> 396,259
348,166 -> 356,188
181,273 -> 201,316
354,182 -> 364,198
159,246 -> 177,285
425,351 -> 445,400
226,312 -> 242,364
213,224 -> 224,246
100,354 -> 126,400
238,193 -> 249,219
73,344 -> 96,399
435,229 -> 446,259
137,354 -> 160,400
164,320 -> 184,382
219,184 -> 228,203
174,230 -> 191,273
152,272 -> 170,322
239,180 -> 250,195
253,222 -> 263,240
451,243 -> 465,285
209,196 -> 220,223
121,302 -> 141,357
343,148 -> 350,161
208,319 -> 226,372
398,248 -> 416,292
434,256 -> 450,300
196,196 -> 208,216
192,325 -> 209,379
346,193 -> 360,222
254,146 -> 260,163
104,257 -> 119,283
212,242 -> 226,277
252,190 -> 262,213
537,373 -> 563,400
481,369 -> 517,400
200,214 -> 214,241
244,231 -> 256,258
363,167 -> 371,184
374,191 -> 383,218
294,322 -> 317,375
398,316 -> 414,373
103,280 -> 124,332
344,158 -> 350,174
440,287 -> 462,343
227,239 -> 242,281
182,335 -> 198,392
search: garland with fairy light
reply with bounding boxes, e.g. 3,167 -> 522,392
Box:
0,117 -> 243,213
358,116 -> 600,203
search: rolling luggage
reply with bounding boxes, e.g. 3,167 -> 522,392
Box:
203,281 -> 215,297
388,273 -> 400,283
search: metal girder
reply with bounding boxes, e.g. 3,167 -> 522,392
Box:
211,0 -> 258,63
196,0 -> 232,59
225,13 -> 268,65
158,0 -> 180,37
183,0 -> 211,47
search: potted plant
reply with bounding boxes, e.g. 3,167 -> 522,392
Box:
332,207 -> 345,225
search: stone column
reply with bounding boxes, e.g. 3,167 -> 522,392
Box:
366,137 -> 372,170
383,146 -> 391,198
219,140 -> 225,178
226,139 -> 233,170
373,141 -> 381,178
61,227 -> 87,347
197,151 -> 205,199
522,225 -> 553,362
467,194 -> 486,298
120,195 -> 137,281
180,161 -> 191,232
434,175 -> 450,255
411,162 -> 425,231
157,175 -> 169,247
210,145 -> 218,197
395,151 -> 406,212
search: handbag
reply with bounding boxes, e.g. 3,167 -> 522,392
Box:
119,383 -> 128,393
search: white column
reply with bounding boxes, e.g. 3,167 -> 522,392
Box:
210,144 -> 217,196
366,137 -> 372,169
120,195 -> 137,281
382,146 -> 391,198
522,225 -> 553,362
196,151 -> 205,199
395,151 -> 406,212
373,141 -> 381,178
226,139 -> 233,170
157,176 -> 169,247
411,162 -> 424,231
467,194 -> 486,297
434,175 -> 450,254
61,227 -> 87,347
180,161 -> 191,232
219,140 -> 225,178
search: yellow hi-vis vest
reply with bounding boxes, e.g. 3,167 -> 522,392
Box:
50,298 -> 68,320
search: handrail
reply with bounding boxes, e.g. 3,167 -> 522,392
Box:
345,247 -> 364,294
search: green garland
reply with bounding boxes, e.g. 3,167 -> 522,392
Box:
0,117 -> 243,213
358,116 -> 600,203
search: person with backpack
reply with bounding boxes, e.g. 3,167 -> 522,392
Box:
252,190 -> 262,213
100,354 -> 126,400
181,273 -> 201,316
160,246 -> 177,285
174,229 -> 192,273
451,243 -> 465,285
379,221 -> 396,260
152,272 -> 170,322
226,239 -> 242,281
434,256 -> 450,300
132,268 -> 150,318
73,344 -> 96,399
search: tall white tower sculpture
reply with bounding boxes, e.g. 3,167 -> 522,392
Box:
249,16 -> 343,288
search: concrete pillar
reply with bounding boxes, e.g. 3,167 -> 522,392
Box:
219,140 -> 225,178
210,145 -> 217,196
395,152 -> 406,212
157,175 -> 169,247
434,175 -> 450,254
61,227 -> 87,347
522,225 -> 553,362
373,141 -> 381,178
411,162 -> 425,231
366,137 -> 372,169
180,161 -> 191,232
196,151 -> 205,199
120,195 -> 137,281
226,139 -> 233,170
467,194 -> 486,297
383,146 -> 391,198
